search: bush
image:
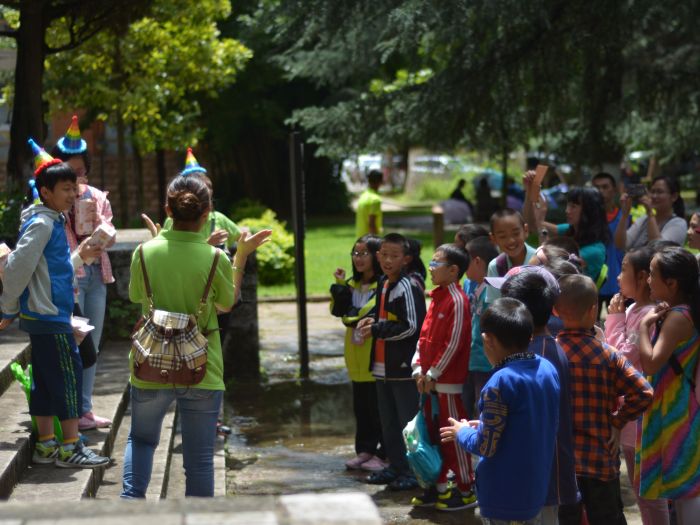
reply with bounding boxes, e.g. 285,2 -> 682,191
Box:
230,198 -> 267,222
0,191 -> 24,247
239,209 -> 295,285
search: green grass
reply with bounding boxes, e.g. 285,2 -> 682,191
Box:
258,216 -> 436,298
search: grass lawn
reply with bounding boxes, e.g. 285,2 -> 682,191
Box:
258,214 -> 436,298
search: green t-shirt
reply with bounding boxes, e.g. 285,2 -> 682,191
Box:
163,211 -> 241,249
355,189 -> 382,239
128,229 -> 235,390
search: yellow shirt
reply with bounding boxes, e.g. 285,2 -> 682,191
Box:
355,188 -> 382,238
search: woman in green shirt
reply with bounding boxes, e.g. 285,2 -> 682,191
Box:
122,175 -> 270,499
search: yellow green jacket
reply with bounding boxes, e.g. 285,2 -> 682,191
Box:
330,277 -> 378,382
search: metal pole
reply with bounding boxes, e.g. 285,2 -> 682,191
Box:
289,131 -> 309,379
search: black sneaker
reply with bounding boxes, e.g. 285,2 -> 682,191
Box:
366,467 -> 398,485
435,488 -> 478,511
388,474 -> 419,491
55,441 -> 110,469
411,486 -> 438,507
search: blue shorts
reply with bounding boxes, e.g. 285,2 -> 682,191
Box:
29,333 -> 83,420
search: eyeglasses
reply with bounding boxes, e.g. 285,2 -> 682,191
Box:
429,261 -> 450,269
350,251 -> 371,257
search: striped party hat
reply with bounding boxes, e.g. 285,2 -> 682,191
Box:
56,115 -> 87,154
181,147 -> 207,176
28,178 -> 40,204
28,138 -> 62,176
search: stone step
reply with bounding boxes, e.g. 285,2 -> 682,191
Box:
96,399 -> 177,499
6,341 -> 130,501
165,410 -> 227,498
0,492 -> 382,524
0,324 -> 31,397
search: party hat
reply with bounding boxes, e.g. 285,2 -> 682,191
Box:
181,147 -> 207,176
28,178 -> 40,205
28,138 -> 62,176
56,115 -> 87,154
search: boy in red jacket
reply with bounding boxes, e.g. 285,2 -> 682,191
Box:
411,243 -> 476,511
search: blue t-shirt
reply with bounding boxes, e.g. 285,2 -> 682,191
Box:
556,224 -> 606,281
599,209 -> 626,296
458,355 -> 560,521
530,335 -> 578,506
469,282 -> 492,372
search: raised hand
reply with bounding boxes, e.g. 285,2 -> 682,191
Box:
236,229 -> 272,258
141,213 -> 161,238
208,229 -> 229,247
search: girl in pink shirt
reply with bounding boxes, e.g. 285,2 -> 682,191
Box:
605,246 -> 669,525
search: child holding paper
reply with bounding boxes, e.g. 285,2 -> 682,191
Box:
52,115 -> 116,431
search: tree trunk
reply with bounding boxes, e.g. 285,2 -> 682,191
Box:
7,1 -> 47,189
500,145 -> 509,209
132,124 -> 144,215
156,149 -> 166,224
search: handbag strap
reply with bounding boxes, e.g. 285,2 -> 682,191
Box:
196,250 -> 221,318
139,244 -> 154,313
139,244 -> 221,319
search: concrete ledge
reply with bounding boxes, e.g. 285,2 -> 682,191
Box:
278,493 -> 381,525
0,492 -> 380,524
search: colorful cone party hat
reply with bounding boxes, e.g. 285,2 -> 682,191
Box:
56,115 -> 87,155
28,178 -> 40,204
28,138 -> 62,176
181,147 -> 207,176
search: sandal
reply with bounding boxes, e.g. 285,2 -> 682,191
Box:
388,475 -> 419,491
365,467 -> 398,485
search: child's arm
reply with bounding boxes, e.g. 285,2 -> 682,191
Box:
446,386 -> 508,458
425,300 -> 471,382
604,294 -> 627,349
371,279 -> 420,341
611,352 -> 653,429
639,307 -> 695,375
0,220 -> 51,320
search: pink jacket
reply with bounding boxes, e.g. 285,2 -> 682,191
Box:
605,303 -> 655,448
64,184 -> 116,284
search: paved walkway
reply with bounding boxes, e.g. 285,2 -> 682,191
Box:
226,302 -> 644,525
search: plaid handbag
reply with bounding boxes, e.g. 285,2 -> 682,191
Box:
131,245 -> 220,385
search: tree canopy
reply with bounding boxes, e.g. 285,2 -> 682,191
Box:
261,0 -> 700,168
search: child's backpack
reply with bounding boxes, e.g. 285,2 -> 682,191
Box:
403,393 -> 442,488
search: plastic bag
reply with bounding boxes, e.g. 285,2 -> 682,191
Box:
403,394 -> 442,488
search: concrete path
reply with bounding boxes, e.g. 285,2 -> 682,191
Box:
225,302 -> 644,525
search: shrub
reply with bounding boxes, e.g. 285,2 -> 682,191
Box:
230,198 -> 267,222
239,209 -> 295,285
0,191 -> 24,247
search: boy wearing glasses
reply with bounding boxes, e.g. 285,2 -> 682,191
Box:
410,244 -> 476,510
357,233 -> 426,490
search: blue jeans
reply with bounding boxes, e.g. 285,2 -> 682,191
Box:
121,386 -> 223,498
77,263 -> 107,414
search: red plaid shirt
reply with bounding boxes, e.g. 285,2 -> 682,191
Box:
557,328 -> 653,481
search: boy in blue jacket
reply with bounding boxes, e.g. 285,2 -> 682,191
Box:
441,298 -> 560,524
0,141 -> 109,469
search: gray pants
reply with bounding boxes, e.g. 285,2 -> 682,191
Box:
375,379 -> 419,476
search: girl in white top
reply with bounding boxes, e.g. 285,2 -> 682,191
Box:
615,176 -> 687,251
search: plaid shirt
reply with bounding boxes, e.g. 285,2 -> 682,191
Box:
557,328 -> 653,481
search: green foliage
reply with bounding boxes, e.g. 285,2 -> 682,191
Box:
44,0 -> 251,153
260,0 -> 700,167
239,210 -> 295,285
0,191 -> 23,244
104,298 -> 142,340
230,198 -> 267,222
